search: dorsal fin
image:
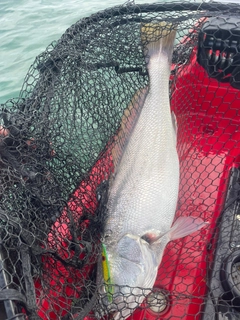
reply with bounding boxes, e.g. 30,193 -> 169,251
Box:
111,86 -> 148,170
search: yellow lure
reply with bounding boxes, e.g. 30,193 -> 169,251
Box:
102,243 -> 113,303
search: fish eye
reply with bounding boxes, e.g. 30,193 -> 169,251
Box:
104,229 -> 112,239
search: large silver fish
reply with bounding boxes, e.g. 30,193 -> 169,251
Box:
97,22 -> 206,319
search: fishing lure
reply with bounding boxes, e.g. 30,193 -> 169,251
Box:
102,243 -> 113,303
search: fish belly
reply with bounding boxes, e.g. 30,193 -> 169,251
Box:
106,71 -> 179,240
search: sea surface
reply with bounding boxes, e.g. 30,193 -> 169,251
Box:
0,0 -> 165,104
0,0 -> 233,105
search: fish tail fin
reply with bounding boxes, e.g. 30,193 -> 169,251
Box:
168,216 -> 209,241
141,22 -> 177,62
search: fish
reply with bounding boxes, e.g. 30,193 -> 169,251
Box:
96,22 -> 207,319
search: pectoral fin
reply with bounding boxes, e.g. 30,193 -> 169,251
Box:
148,216 -> 208,246
167,216 -> 208,241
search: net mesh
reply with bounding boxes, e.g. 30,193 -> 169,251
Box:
1,1 -> 240,319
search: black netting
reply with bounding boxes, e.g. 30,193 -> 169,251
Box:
1,1 -> 240,319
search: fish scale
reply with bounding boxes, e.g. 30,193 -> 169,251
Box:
107,53 -> 179,239
97,22 -> 207,320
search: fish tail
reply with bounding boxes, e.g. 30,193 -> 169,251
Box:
141,22 -> 177,62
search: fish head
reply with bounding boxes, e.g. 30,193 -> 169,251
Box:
97,217 -> 208,318
98,233 -> 159,317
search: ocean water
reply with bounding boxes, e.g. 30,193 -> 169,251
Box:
0,0 -> 231,105
0,0 -> 170,104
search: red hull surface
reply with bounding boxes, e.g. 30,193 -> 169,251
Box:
36,45 -> 240,320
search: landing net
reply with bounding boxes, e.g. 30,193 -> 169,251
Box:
1,1 -> 240,319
